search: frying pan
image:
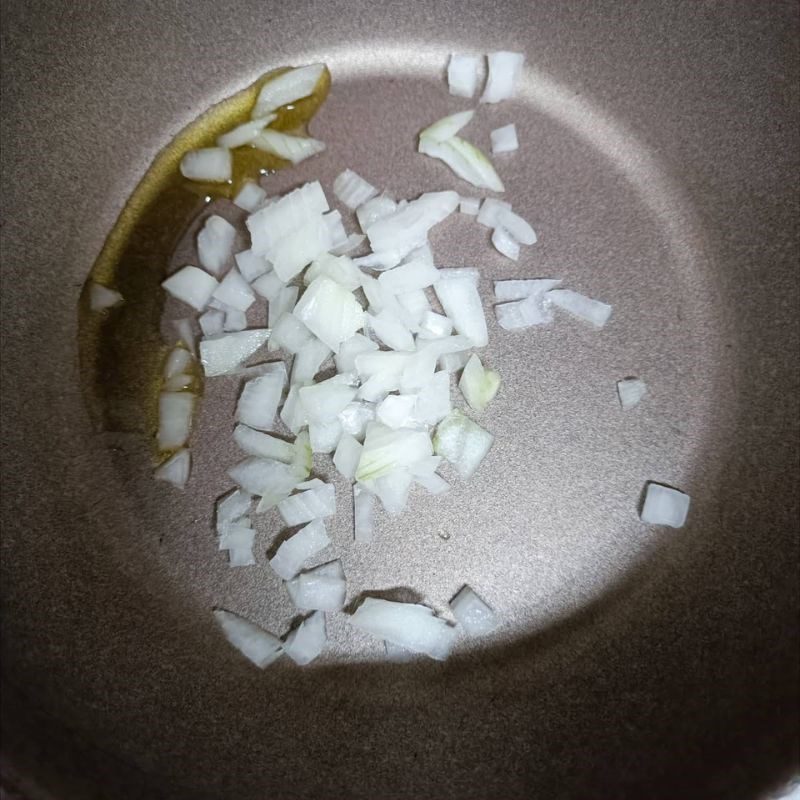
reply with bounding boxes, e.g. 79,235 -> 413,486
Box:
1,1 -> 798,798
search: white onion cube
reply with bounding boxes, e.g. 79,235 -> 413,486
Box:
277,484 -> 336,526
269,518 -> 331,580
617,377 -> 647,410
640,483 -> 690,528
447,53 -> 480,98
490,124 -> 519,154
180,148 -> 231,182
283,611 -> 327,665
197,215 -> 236,276
213,609 -> 282,668
162,266 -> 218,312
449,585 -> 498,635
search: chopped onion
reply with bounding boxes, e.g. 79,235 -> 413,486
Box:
197,215 -> 236,276
384,641 -> 415,662
376,395 -> 417,429
251,130 -> 326,165
157,392 -> 194,451
163,347 -> 192,379
172,318 -> 197,355
252,63 -> 325,117
323,209 -> 349,250
304,253 -> 363,292
366,191 -> 459,262
162,266 -> 218,312
447,53 -> 480,98
640,482 -> 690,528
234,249 -> 270,283
154,448 -> 191,489
223,309 -> 247,332
493,278 -> 561,301
348,598 -> 457,661
459,354 -> 500,412
228,457 -> 306,504
252,270 -> 285,302
271,313 -> 313,354
418,135 -> 505,193
291,337 -> 332,385
335,334 -> 379,374
355,422 -> 433,482
497,207 -> 537,245
236,364 -> 286,431
280,385 -> 308,434
228,546 -> 256,567
199,329 -> 270,376
367,310 -> 415,352
212,268 -> 255,312
269,518 -> 331,579
419,110 -> 475,144
449,585 -> 498,635
278,483 -> 336,526
491,226 -> 520,260
495,295 -> 554,330
356,194 -> 398,234
481,51 -> 525,104
339,401 -> 376,440
412,371 -> 452,426
268,286 -> 299,350
216,488 -> 252,529
233,181 -> 267,213
199,308 -> 225,336
417,310 -> 454,340
309,418 -> 343,453
353,484 -> 375,542
333,168 -> 378,209
617,377 -> 647,410
213,609 -> 283,668
217,114 -> 276,149
89,283 -> 123,311
438,350 -> 470,373
218,523 -> 255,552
333,433 -> 362,480
163,373 -> 192,391
292,276 -> 365,353
476,198 -> 511,228
285,560 -> 347,612
434,270 -> 488,347
247,181 -> 329,256
180,148 -> 231,182
283,610 -> 327,665
547,288 -> 613,328
373,468 -> 413,514
414,471 -> 450,495
490,123 -> 519,154
299,378 -> 357,423
378,258 -> 440,295
234,425 -> 294,461
395,289 -> 431,328
433,409 -> 493,479
269,215 -> 332,282
329,232 -> 366,256
459,196 -> 481,215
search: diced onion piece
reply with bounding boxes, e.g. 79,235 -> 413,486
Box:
481,51 -> 525,104
323,209 -> 349,251
234,249 -> 269,283
459,197 -> 481,215
154,448 -> 191,489
283,611 -> 327,665
491,226 -> 520,260
414,471 -> 450,495
433,409 -> 493,479
199,308 -> 225,336
333,433 -> 363,480
356,422 -> 433,483
213,268 -> 255,311
495,295 -> 554,330
218,523 -> 254,552
269,518 -> 331,579
376,395 -> 417,429
162,266 -> 218,312
163,347 -> 192,379
385,641 -> 415,662
213,609 -> 283,668
476,197 -> 512,228
89,283 -> 123,311
418,136 -> 505,193
417,311 -> 454,340
330,232 -> 366,256
228,546 -> 256,567
640,482 -> 690,528
309,418 -> 343,454
395,289 -> 431,329
449,585 -> 498,635
447,53 -> 480,98
233,425 -> 294,461
419,110 -> 475,144
366,191 -> 459,262
199,329 -> 270,376
157,392 -> 194,451
378,258 -> 440,295
356,194 -> 398,234
252,271 -> 285,302
233,181 -> 268,213
251,130 -> 326,165
617,377 -> 647,410
291,338 -> 332,385
180,147 -> 231,182
163,373 -> 192,392
173,318 -> 197,355
412,371 -> 452,426
490,123 -> 519,154
236,364 -> 286,431
548,288 -> 613,328
293,276 -> 365,353
229,457 -> 305,505
339,401 -> 376,440
224,310 -> 247,332
217,114 -> 276,148
348,598 -> 457,661
493,278 -> 561,301
459,354 -> 500,412
367,310 -> 415,352
285,560 -> 347,612
304,253 -> 363,292
271,313 -> 313,354
439,351 -> 470,373
216,489 -> 253,529
270,215 -> 332,282
497,208 -> 537,245
299,378 -> 357,423
434,270 -> 488,347
373,468 -> 413,514
268,286 -> 299,352
252,63 -> 326,117
333,168 -> 378,209
353,484 -> 375,542
280,385 -> 308,434
277,483 -> 336,526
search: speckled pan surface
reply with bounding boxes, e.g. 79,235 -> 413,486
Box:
1,2 -> 798,798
